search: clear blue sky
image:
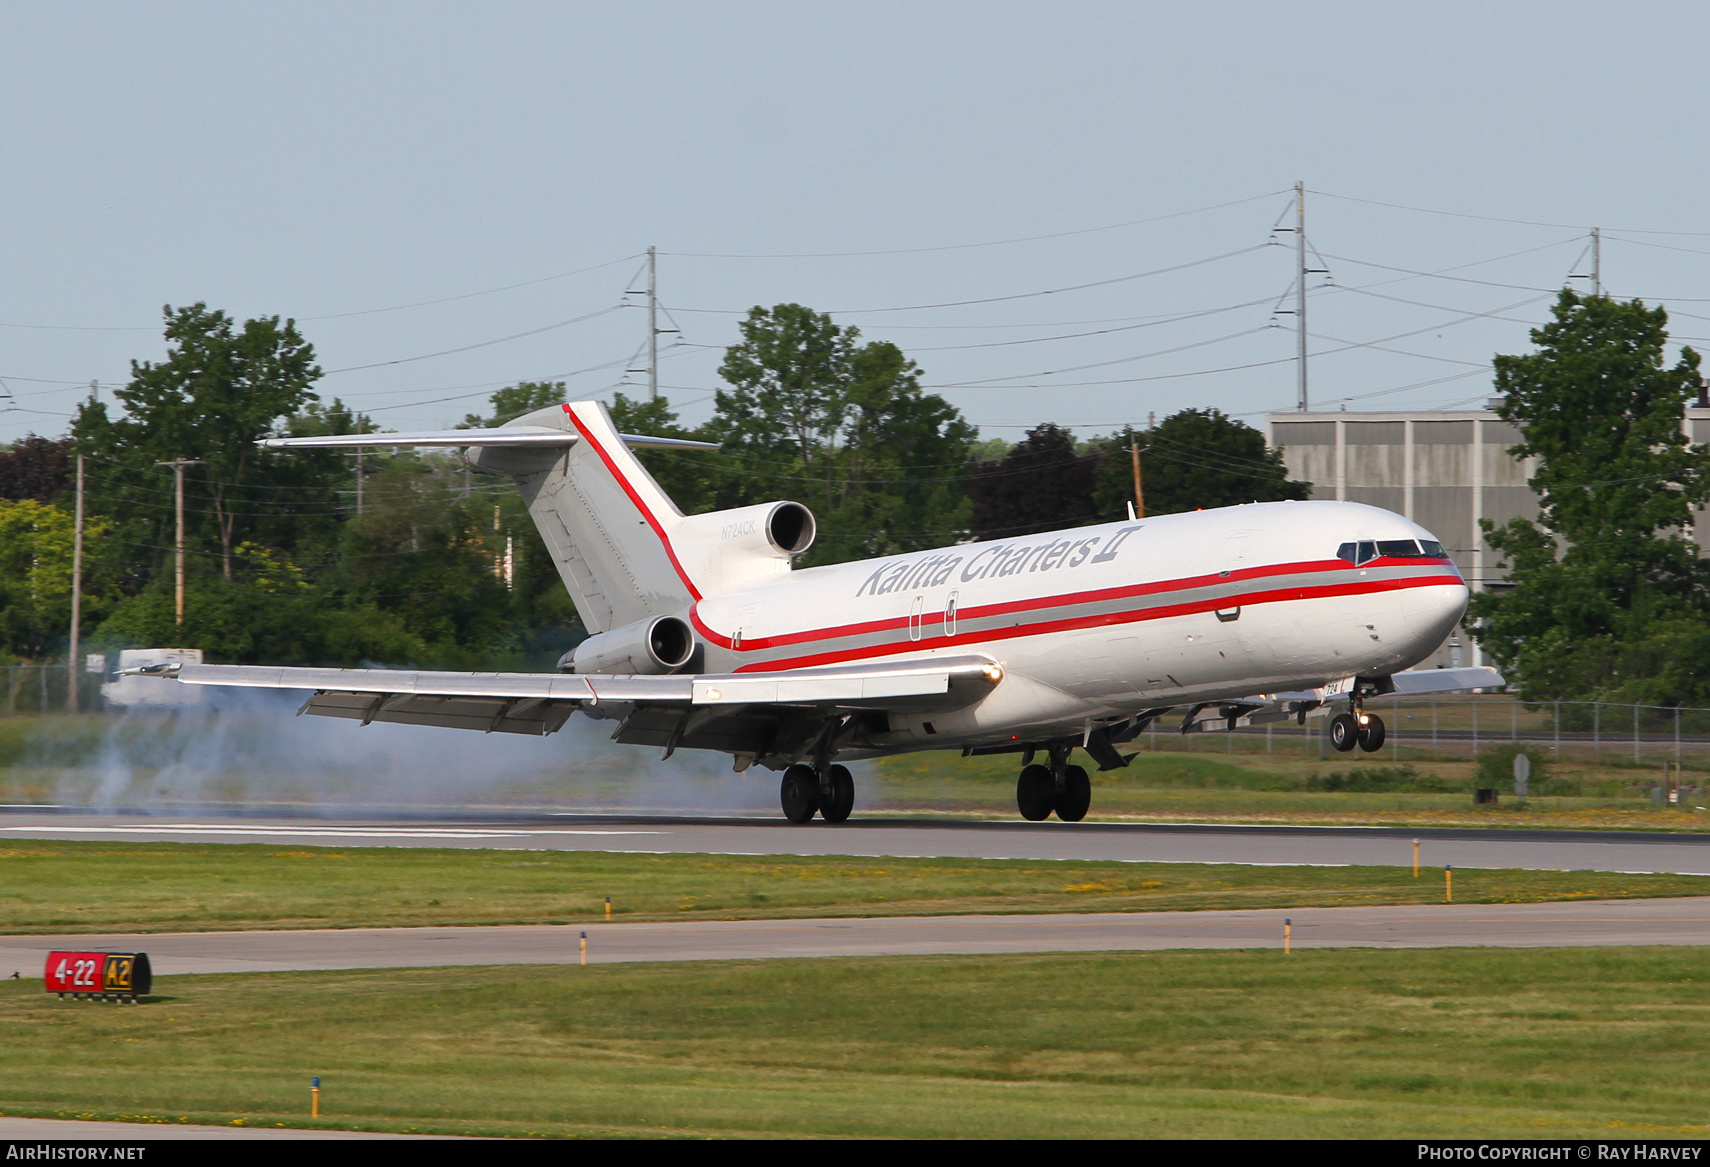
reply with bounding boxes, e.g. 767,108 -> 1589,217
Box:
3,1 -> 1707,444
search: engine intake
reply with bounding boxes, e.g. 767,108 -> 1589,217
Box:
766,501 -> 815,555
564,614 -> 696,675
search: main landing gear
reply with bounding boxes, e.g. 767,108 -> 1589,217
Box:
780,763 -> 855,824
1016,746 -> 1092,822
1328,706 -> 1386,753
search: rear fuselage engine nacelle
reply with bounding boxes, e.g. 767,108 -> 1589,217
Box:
563,613 -> 697,675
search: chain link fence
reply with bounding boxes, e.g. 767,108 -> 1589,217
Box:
1151,694 -> 1710,770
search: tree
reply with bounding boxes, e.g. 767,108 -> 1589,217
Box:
1091,409 -> 1310,520
461,380 -> 566,429
1470,291 -> 1710,703
72,304 -> 336,583
608,392 -> 721,517
709,305 -> 975,562
822,340 -> 974,560
969,424 -> 1099,540
714,304 -> 855,505
0,499 -> 115,660
0,435 -> 72,502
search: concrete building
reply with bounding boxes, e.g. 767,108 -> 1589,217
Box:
1265,406 -> 1710,669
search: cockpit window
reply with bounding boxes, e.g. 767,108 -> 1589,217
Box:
1339,538 -> 1449,564
1377,539 -> 1424,557
1336,541 -> 1380,565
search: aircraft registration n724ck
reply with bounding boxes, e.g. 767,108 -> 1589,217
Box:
131,400 -> 1500,824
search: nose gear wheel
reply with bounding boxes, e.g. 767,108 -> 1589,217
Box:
1328,713 -> 1359,753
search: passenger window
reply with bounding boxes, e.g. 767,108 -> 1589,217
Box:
1377,539 -> 1421,558
1336,542 -> 1357,564
1356,541 -> 1377,565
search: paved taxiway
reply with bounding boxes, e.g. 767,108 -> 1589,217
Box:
5,809 -> 1710,874
5,897 -> 1709,977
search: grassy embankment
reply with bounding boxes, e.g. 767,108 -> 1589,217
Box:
2,947 -> 1707,1138
1,841 -> 1706,934
870,749 -> 1710,830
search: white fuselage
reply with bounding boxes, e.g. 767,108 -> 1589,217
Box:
685,500 -> 1467,753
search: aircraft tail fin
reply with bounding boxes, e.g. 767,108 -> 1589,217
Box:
264,401 -> 810,635
469,402 -> 702,633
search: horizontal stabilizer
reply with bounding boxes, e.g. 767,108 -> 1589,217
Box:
1386,666 -> 1505,695
260,428 -> 717,451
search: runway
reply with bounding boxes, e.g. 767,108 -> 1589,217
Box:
5,808 -> 1710,874
5,897 -> 1709,977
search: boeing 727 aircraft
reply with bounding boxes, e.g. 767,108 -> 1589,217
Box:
133,400 -> 1499,823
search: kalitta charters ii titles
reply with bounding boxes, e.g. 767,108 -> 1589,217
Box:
855,526 -> 1144,596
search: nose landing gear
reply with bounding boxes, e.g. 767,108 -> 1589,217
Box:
1015,745 -> 1092,822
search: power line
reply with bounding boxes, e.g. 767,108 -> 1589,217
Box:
670,244 -> 1274,316
319,305 -> 628,375
1310,188 -> 1710,238
659,190 -> 1290,258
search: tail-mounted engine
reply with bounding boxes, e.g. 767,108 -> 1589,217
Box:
563,614 -> 696,675
673,500 -> 816,593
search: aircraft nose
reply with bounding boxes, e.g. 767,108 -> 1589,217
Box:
1403,580 -> 1469,647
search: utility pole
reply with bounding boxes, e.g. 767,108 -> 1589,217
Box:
647,245 -> 659,402
1129,439 -> 1145,519
1295,182 -> 1308,412
156,459 -> 204,627
628,247 -> 679,400
1592,227 -> 1601,297
355,417 -> 365,517
68,453 -> 84,711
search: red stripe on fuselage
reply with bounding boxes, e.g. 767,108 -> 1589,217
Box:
693,554 -> 1457,654
563,406 -> 702,601
725,568 -> 1463,672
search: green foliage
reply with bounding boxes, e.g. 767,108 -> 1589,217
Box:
72,303 -> 339,584
705,304 -> 975,563
0,500 -> 118,660
1471,291 -> 1710,702
94,581 -> 424,666
969,423 -> 1098,539
1306,765 -> 1462,793
1091,408 -> 1310,519
608,391 -> 722,517
460,380 -> 565,428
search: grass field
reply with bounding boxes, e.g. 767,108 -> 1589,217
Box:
2,840 -> 1706,934
870,749 -> 1710,830
2,947 -> 1706,1138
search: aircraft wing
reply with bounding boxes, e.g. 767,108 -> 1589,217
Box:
132,655 -> 1004,740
